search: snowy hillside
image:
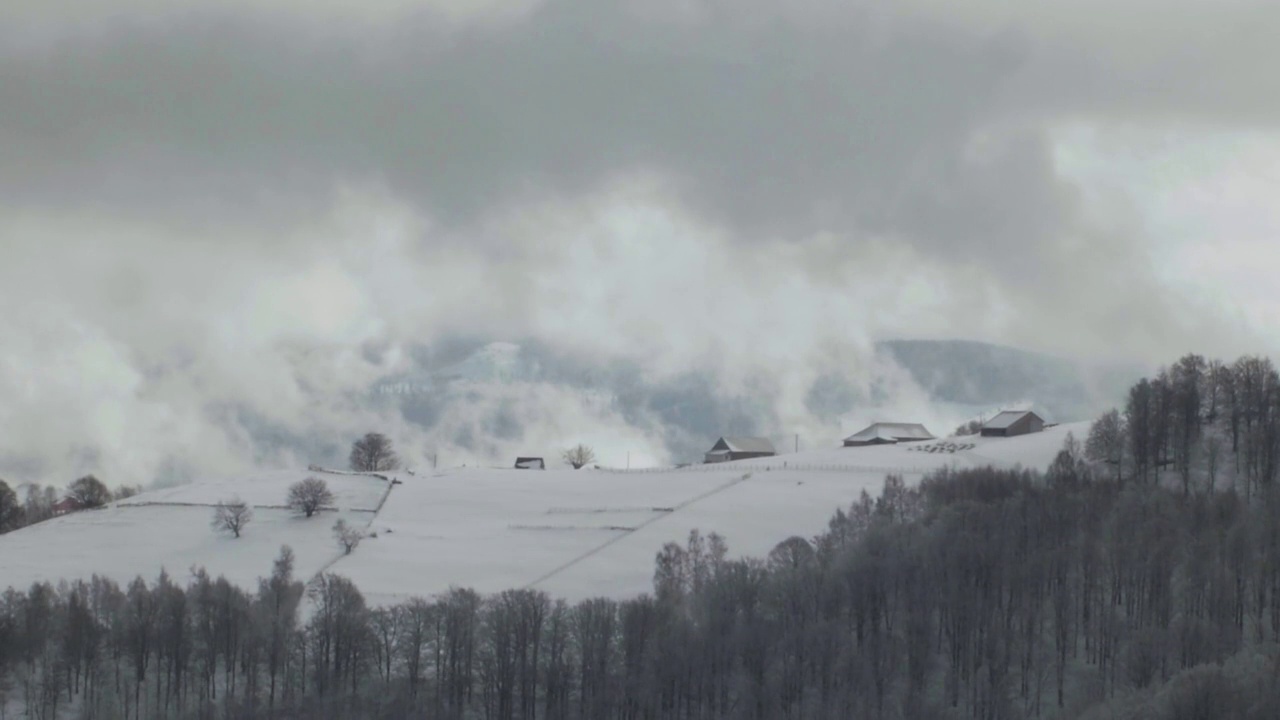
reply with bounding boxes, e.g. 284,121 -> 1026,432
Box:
0,423 -> 1089,604
0,470 -> 390,593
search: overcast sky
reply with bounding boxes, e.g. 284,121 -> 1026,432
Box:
2,0 -> 1278,483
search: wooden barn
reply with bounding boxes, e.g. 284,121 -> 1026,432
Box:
843,422 -> 935,447
704,437 -> 777,464
980,410 -> 1045,437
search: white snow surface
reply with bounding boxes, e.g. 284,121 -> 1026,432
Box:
0,423 -> 1090,605
117,469 -> 389,510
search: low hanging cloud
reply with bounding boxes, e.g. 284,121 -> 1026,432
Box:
0,0 -> 1275,485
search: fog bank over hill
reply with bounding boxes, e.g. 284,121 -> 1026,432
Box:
876,339 -> 1144,424
363,337 -> 1140,469
0,324 -> 1140,487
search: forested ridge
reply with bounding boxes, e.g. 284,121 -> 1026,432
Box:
4,353 -> 1280,720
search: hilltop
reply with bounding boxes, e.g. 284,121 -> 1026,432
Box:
0,422 -> 1090,604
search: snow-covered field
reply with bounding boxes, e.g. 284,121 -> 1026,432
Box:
0,423 -> 1089,604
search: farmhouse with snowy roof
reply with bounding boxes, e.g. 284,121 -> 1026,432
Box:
704,437 -> 777,464
980,410 -> 1045,437
843,422 -> 936,447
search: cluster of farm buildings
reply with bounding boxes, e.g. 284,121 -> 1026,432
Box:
701,409 -> 1047,463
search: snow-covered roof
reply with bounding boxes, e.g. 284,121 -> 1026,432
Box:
982,410 -> 1042,430
844,422 -> 934,443
715,436 -> 777,454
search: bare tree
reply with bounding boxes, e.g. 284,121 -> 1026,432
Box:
333,519 -> 362,554
306,573 -> 370,696
350,433 -> 400,472
257,545 -> 304,712
69,474 -> 112,508
23,483 -> 57,523
212,497 -> 253,538
561,444 -> 596,470
1087,408 -> 1127,483
0,479 -> 21,532
287,477 -> 334,518
1204,435 -> 1222,493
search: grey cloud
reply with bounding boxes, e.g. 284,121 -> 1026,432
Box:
3,0 -> 1259,365
0,0 -> 1273,485
1007,4 -> 1280,125
0,3 -> 1026,241
3,2 -> 1278,246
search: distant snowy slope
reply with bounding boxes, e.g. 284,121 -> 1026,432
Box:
334,422 -> 1091,603
0,423 -> 1086,604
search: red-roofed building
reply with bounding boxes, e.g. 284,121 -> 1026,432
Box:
51,497 -> 84,516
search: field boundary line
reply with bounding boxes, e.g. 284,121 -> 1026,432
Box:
523,472 -> 754,590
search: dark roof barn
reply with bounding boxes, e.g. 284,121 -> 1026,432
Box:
704,436 -> 777,464
980,410 -> 1045,437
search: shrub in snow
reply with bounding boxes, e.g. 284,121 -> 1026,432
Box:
562,444 -> 596,470
333,519 -> 362,555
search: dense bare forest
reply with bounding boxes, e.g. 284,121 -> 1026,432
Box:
4,353 -> 1280,719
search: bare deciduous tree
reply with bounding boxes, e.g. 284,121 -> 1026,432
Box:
1204,435 -> 1222,493
350,433 -> 400,472
287,477 -> 334,518
333,519 -> 362,555
0,479 -> 21,532
212,497 -> 253,538
561,444 -> 596,470
69,474 -> 111,508
1086,408 -> 1127,483
22,484 -> 57,524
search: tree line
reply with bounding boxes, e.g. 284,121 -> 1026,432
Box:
1085,353 -> 1280,497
